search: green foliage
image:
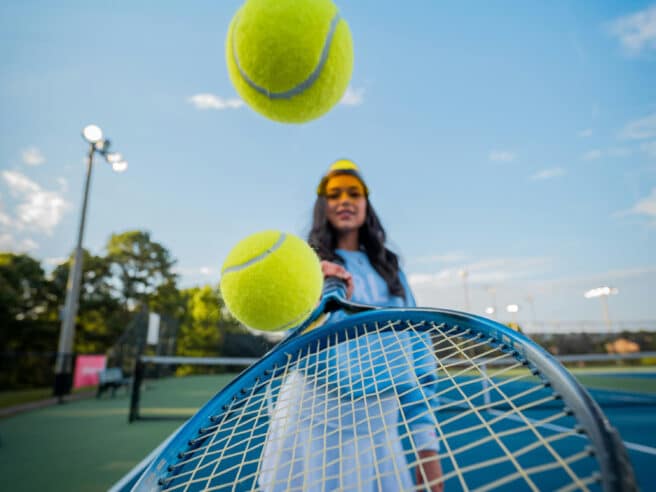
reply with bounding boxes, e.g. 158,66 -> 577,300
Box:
49,250 -> 127,354
0,230 -> 182,389
106,230 -> 177,310
0,253 -> 49,327
0,253 -> 59,389
175,285 -> 244,375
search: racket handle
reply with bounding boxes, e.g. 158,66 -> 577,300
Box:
322,276 -> 348,301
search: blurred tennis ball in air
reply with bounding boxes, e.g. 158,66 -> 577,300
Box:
220,230 -> 323,331
225,0 -> 354,123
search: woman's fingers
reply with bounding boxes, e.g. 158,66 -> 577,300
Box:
320,261 -> 354,299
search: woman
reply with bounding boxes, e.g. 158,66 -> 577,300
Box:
259,160 -> 443,491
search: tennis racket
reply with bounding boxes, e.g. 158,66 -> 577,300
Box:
129,278 -> 636,491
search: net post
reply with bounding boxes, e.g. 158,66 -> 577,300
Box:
129,357 -> 145,423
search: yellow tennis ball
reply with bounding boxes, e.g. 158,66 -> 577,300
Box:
225,0 -> 354,123
220,231 -> 323,331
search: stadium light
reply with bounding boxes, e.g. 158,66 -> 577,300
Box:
584,286 -> 618,333
584,286 -> 618,299
82,124 -> 103,143
506,304 -> 519,328
54,125 -> 128,401
485,306 -> 495,315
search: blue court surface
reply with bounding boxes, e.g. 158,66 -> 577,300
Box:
0,371 -> 654,491
127,369 -> 656,491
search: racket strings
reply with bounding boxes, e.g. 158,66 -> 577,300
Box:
428,324 -> 591,490
160,318 -> 603,492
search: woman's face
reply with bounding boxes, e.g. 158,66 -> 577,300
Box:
324,175 -> 367,234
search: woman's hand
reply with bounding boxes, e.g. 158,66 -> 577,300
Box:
320,261 -> 354,299
415,449 -> 443,492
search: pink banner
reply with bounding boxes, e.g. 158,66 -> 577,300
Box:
73,355 -> 107,389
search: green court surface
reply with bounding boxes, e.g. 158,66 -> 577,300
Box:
0,374 -> 237,492
1,369 -> 654,491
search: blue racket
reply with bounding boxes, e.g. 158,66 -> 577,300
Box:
128,278 -> 635,491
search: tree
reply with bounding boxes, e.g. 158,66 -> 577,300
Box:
49,251 -> 126,354
0,253 -> 49,328
106,230 -> 177,311
177,286 -> 224,357
175,285 -> 247,374
149,278 -> 186,320
0,253 -> 58,388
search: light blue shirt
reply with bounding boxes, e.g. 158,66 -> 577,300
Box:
309,249 -> 440,451
335,249 -> 416,308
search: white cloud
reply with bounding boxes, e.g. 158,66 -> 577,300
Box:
608,147 -> 633,157
187,93 -> 244,111
582,149 -> 602,160
0,233 -> 38,252
489,150 -> 516,163
578,129 -> 593,138
44,257 -> 68,266
640,140 -> 656,158
629,188 -> 656,222
408,257 -> 550,289
0,198 -> 12,228
530,167 -> 566,181
608,5 -> 656,55
339,86 -> 364,106
56,177 -> 68,192
21,147 -> 46,166
1,170 -> 70,235
409,252 -> 467,266
620,113 -> 656,140
535,266 -> 656,291
173,265 -> 218,276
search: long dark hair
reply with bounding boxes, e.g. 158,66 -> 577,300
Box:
308,196 -> 405,299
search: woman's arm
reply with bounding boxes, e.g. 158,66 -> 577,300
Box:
416,449 -> 444,492
320,260 -> 354,299
404,330 -> 443,491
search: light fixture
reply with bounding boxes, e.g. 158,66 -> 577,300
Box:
94,139 -> 110,152
82,124 -> 103,144
55,125 -> 128,399
105,152 -> 123,163
111,160 -> 128,173
506,304 -> 519,313
485,307 -> 495,315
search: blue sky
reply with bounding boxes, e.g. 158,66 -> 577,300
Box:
1,1 -> 655,331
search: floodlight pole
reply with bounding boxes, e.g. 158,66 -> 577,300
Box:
584,286 -> 618,334
486,286 -> 497,320
53,125 -> 127,400
54,144 -> 95,400
600,295 -> 611,333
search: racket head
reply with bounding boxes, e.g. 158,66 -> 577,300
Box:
132,306 -> 635,491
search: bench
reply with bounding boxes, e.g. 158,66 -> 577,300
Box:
96,367 -> 132,398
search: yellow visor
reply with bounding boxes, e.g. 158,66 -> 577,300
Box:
324,175 -> 366,200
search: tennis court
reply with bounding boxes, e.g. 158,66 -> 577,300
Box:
0,368 -> 654,491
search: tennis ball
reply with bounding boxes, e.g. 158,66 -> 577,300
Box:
225,0 -> 354,123
220,231 -> 323,331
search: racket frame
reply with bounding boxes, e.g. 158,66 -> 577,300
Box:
132,283 -> 634,491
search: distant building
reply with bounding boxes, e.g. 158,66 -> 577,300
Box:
605,338 -> 640,354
